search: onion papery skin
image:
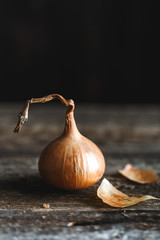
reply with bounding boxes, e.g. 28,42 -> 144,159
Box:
38,113 -> 105,190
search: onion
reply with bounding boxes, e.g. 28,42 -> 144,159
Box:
14,93 -> 105,190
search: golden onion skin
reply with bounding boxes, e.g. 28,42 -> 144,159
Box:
38,112 -> 105,190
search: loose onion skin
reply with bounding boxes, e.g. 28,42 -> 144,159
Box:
39,111 -> 105,190
14,94 -> 105,190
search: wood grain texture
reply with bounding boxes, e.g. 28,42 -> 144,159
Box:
0,103 -> 160,239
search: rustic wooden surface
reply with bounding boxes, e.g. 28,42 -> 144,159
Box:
0,102 -> 160,239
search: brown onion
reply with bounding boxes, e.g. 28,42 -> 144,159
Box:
14,94 -> 105,190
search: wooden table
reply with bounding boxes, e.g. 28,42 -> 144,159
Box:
0,103 -> 160,239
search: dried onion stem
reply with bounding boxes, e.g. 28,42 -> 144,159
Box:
14,94 -> 74,133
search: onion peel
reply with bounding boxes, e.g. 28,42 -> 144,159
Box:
97,178 -> 159,208
118,164 -> 158,184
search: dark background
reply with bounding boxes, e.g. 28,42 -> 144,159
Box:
0,1 -> 159,103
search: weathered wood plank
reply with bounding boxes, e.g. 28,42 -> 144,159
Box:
1,103 -> 160,154
0,103 -> 160,239
0,220 -> 160,240
0,155 -> 160,217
